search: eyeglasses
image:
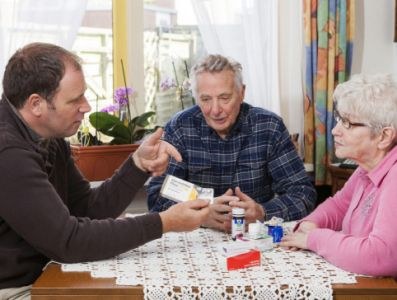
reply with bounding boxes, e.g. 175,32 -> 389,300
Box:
334,110 -> 369,129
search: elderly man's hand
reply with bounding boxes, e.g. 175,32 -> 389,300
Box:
229,187 -> 265,224
132,128 -> 182,176
201,189 -> 239,232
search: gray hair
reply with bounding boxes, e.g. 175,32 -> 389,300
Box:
190,54 -> 244,99
333,73 -> 397,134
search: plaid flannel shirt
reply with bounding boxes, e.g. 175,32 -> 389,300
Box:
147,103 -> 316,221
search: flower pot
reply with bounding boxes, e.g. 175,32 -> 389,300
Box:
70,144 -> 139,181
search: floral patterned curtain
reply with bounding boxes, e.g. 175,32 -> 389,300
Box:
303,0 -> 355,185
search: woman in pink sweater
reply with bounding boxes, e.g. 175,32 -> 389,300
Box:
280,74 -> 397,277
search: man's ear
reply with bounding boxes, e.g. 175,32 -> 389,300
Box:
25,94 -> 43,116
240,84 -> 246,103
378,127 -> 396,150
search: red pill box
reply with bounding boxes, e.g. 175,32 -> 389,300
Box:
226,249 -> 261,271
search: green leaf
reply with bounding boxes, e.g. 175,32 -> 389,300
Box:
89,112 -> 121,131
87,110 -> 156,145
128,116 -> 139,133
89,112 -> 131,142
105,123 -> 131,141
135,111 -> 155,127
132,129 -> 149,142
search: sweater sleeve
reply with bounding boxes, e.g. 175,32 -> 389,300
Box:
147,120 -> 188,212
0,146 -> 163,263
66,150 -> 150,219
306,167 -> 397,277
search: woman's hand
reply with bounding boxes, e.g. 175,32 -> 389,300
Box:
279,231 -> 310,250
280,221 -> 317,251
295,220 -> 318,233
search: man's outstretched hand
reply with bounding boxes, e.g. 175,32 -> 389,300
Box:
132,128 -> 182,176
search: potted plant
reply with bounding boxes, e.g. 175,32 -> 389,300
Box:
155,60 -> 195,126
71,86 -> 156,181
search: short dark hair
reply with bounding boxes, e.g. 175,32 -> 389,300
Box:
2,42 -> 82,109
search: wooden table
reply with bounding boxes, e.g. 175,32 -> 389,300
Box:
32,264 -> 397,300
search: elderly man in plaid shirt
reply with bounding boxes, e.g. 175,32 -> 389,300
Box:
147,54 -> 316,232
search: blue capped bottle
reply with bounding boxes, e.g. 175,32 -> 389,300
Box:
231,207 -> 245,240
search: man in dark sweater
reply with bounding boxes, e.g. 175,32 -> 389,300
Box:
0,42 -> 209,299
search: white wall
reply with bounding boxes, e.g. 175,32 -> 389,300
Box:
352,0 -> 397,77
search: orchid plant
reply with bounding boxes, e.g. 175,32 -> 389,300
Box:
79,87 -> 156,146
159,60 -> 195,109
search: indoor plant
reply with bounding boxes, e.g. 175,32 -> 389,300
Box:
71,86 -> 156,181
155,60 -> 195,125
80,86 -> 156,146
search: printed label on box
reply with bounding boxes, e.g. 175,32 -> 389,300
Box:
160,175 -> 214,203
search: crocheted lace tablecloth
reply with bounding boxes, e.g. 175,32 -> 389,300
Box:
62,227 -> 357,300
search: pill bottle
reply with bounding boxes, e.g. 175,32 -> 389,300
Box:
248,222 -> 262,239
231,207 -> 245,240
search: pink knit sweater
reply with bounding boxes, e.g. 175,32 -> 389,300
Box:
304,146 -> 397,277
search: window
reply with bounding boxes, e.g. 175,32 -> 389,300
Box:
73,0 -> 204,126
143,0 -> 205,125
73,0 -> 113,112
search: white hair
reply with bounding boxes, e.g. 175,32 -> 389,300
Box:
333,73 -> 397,134
190,54 -> 244,99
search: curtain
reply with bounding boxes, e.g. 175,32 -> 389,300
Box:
190,0 -> 280,115
0,0 -> 88,89
395,0 -> 397,42
303,0 -> 355,185
278,0 -> 305,154
190,0 -> 306,148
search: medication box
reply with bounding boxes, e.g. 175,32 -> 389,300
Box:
160,175 -> 214,203
217,239 -> 271,271
226,250 -> 261,271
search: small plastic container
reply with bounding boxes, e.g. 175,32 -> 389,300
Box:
248,222 -> 262,240
231,207 -> 245,240
267,225 -> 275,236
271,225 -> 284,243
